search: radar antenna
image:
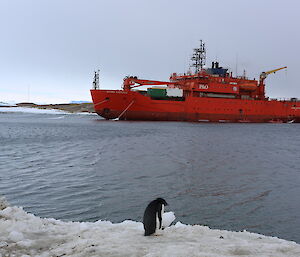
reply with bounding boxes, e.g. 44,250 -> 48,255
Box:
93,69 -> 100,89
191,40 -> 206,73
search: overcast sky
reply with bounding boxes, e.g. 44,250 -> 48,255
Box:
1,0 -> 299,103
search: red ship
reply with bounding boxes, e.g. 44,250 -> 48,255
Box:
91,41 -> 300,123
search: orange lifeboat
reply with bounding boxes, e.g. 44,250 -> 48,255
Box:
239,83 -> 257,91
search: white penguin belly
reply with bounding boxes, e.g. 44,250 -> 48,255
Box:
155,204 -> 164,235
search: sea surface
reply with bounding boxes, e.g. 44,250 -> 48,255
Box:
0,111 -> 299,243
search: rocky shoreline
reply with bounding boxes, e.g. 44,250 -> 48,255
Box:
1,102 -> 95,113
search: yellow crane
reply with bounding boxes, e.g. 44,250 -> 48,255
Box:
260,66 -> 287,82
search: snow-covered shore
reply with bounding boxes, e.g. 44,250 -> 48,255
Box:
0,107 -> 96,115
0,199 -> 299,257
0,107 -> 68,114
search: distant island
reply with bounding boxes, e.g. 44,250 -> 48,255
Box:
0,102 -> 95,113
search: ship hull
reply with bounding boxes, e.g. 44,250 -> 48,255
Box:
91,89 -> 300,123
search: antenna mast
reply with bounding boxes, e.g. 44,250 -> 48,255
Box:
191,40 -> 206,73
93,70 -> 100,89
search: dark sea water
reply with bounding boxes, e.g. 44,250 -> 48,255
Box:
0,111 -> 299,243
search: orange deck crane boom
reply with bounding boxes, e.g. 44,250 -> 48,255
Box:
123,76 -> 174,91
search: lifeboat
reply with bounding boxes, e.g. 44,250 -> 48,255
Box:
239,84 -> 257,91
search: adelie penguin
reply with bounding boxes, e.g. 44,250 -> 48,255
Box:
143,198 -> 168,236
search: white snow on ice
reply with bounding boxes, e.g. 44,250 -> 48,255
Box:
0,102 -> 17,107
0,107 -> 68,115
0,107 -> 96,115
0,198 -> 299,257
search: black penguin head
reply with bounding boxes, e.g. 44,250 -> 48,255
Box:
156,198 -> 168,206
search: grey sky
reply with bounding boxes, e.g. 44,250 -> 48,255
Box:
1,0 -> 299,103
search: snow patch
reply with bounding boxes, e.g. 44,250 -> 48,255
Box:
0,107 -> 96,115
0,101 -> 17,106
0,107 -> 68,114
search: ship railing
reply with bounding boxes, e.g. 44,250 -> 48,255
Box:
269,97 -> 299,102
170,73 -> 209,80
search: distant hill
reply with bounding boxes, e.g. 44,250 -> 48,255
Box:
0,101 -> 94,113
36,103 -> 95,113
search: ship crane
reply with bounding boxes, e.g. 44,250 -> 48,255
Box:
257,66 -> 287,100
123,76 -> 174,91
259,66 -> 287,83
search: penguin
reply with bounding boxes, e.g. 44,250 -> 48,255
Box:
143,198 -> 168,236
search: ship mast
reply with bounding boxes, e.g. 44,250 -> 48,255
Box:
93,70 -> 100,89
191,40 -> 206,73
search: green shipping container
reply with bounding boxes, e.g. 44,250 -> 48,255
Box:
147,88 -> 167,98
